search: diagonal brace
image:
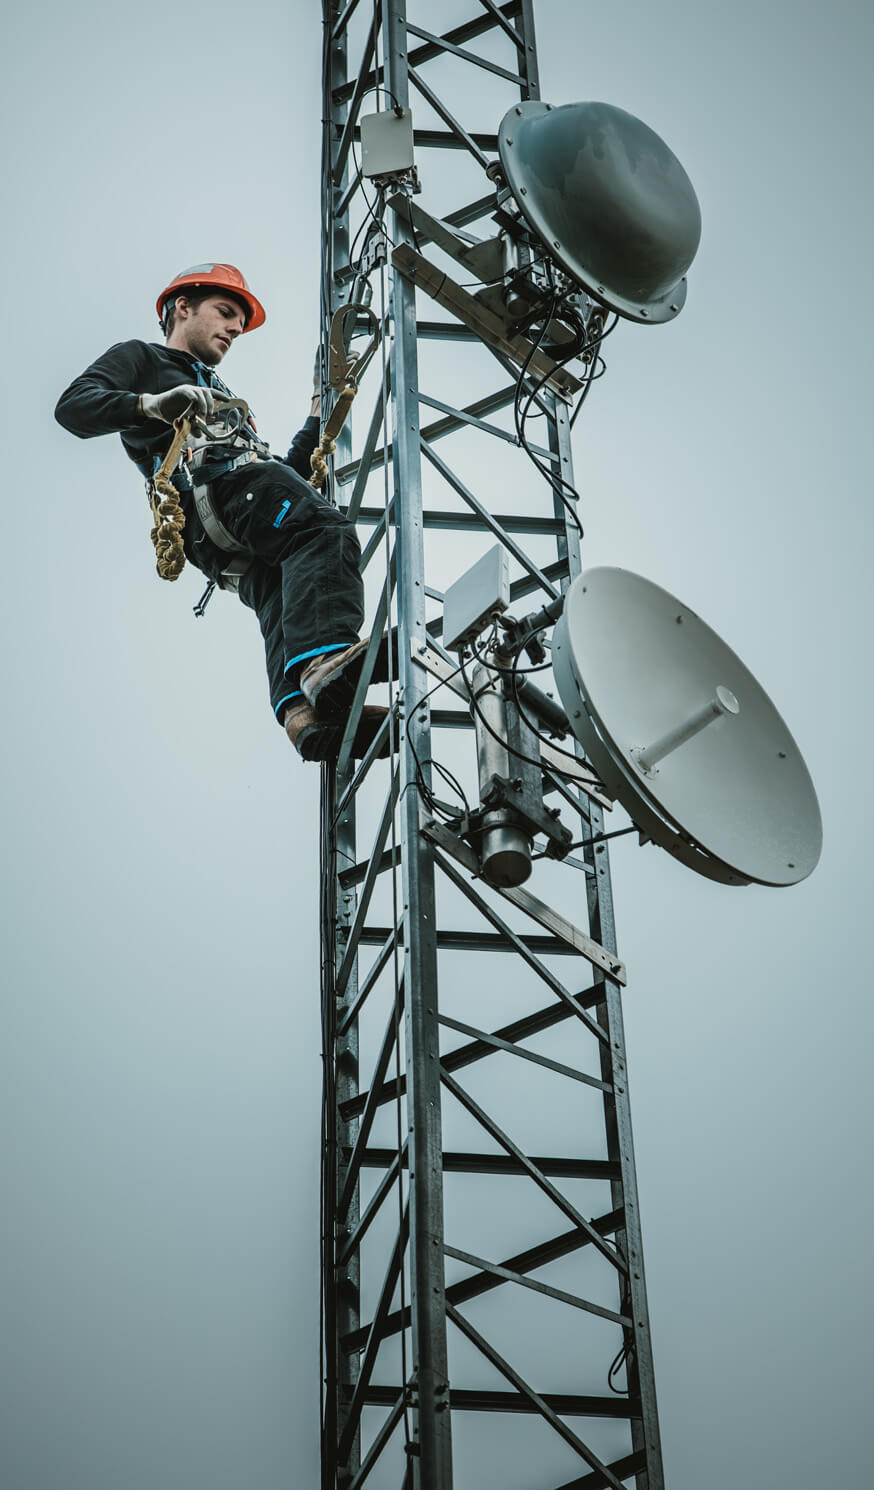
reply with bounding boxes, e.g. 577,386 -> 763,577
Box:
439,1066 -> 625,1275
446,1302 -> 628,1490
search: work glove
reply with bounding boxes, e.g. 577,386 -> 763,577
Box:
139,384 -> 217,423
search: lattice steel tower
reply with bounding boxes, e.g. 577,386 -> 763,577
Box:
318,5 -> 663,1487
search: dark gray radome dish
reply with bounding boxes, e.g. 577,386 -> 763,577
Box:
498,100 -> 701,324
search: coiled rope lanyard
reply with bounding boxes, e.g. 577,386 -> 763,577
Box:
147,399 -> 251,581
309,304 -> 380,491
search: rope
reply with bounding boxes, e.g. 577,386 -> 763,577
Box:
148,414 -> 192,581
149,483 -> 186,580
146,400 -> 247,582
309,384 -> 357,490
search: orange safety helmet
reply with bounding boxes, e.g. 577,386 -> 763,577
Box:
156,263 -> 266,332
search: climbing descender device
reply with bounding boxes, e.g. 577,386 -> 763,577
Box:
309,303 -> 381,491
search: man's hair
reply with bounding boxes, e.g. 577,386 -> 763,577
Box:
163,288 -> 249,338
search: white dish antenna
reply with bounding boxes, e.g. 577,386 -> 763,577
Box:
552,569 -> 822,886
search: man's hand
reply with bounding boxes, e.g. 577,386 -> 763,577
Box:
139,385 -> 217,423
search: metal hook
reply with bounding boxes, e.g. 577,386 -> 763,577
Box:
327,303 -> 380,389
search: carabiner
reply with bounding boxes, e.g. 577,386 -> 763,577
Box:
327,304 -> 380,389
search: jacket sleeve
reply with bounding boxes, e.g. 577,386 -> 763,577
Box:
282,415 -> 320,479
55,341 -> 153,439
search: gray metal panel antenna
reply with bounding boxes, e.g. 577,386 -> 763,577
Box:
553,569 -> 822,886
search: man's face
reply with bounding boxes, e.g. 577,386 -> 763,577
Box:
172,293 -> 247,365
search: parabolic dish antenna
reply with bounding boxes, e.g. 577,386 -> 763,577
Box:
552,569 -> 822,886
497,100 -> 701,324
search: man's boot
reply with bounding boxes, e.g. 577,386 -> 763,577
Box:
300,632 -> 399,719
284,697 -> 390,762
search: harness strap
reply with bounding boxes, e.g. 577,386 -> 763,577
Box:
189,446 -> 264,592
216,557 -> 250,593
189,448 -> 258,555
192,480 -> 245,553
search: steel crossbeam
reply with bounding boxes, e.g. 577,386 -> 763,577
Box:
319,4 -> 663,1487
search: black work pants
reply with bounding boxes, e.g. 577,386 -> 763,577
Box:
210,461 -> 365,724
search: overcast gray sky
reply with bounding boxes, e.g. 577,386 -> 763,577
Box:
2,2 -> 872,1488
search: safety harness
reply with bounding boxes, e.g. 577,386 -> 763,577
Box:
146,308 -> 380,610
146,396 -> 264,600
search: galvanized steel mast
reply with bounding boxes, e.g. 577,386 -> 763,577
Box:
318,4 -> 663,1487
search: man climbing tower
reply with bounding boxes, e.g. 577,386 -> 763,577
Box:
55,263 -> 384,761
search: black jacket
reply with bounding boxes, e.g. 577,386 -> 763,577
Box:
55,339 -> 318,479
